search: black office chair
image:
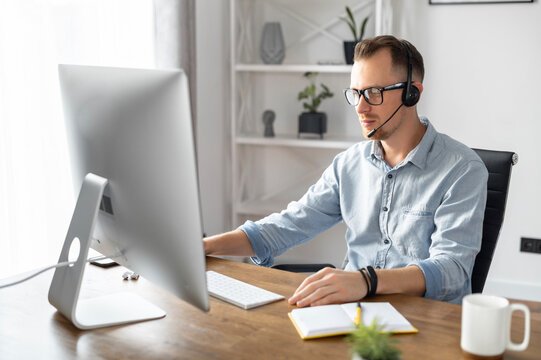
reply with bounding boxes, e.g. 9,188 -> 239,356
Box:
273,148 -> 518,294
470,148 -> 517,293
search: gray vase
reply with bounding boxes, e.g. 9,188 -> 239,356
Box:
260,22 -> 285,64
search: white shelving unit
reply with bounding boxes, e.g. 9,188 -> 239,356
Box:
230,0 -> 380,232
235,64 -> 353,73
236,134 -> 361,150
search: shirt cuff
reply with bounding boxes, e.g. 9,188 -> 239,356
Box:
409,259 -> 442,300
237,220 -> 274,267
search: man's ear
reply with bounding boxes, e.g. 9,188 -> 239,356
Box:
413,82 -> 423,95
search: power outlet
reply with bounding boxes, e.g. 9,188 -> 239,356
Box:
520,237 -> 541,254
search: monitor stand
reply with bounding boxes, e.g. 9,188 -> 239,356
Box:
48,173 -> 166,330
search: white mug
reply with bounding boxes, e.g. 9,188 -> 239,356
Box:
461,294 -> 530,358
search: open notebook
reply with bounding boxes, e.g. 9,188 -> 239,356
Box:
289,302 -> 418,340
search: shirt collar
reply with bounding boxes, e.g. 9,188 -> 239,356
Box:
369,139 -> 383,161
369,116 -> 436,170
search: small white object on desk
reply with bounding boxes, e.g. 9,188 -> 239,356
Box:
206,270 -> 284,309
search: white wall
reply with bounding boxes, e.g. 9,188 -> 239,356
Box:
196,0 -> 230,236
392,1 -> 541,301
196,1 -> 541,300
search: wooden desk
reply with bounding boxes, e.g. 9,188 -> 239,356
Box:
1,257 -> 539,359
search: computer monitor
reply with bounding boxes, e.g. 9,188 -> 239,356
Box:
49,65 -> 209,329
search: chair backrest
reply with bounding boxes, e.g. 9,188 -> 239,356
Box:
471,148 -> 517,293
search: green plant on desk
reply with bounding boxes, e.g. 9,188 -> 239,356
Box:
346,319 -> 401,360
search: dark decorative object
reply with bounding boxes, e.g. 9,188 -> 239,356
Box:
340,6 -> 369,64
297,72 -> 333,139
262,110 -> 275,137
343,41 -> 356,65
260,22 -> 285,64
298,112 -> 327,139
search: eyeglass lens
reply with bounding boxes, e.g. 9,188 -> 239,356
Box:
344,88 -> 383,106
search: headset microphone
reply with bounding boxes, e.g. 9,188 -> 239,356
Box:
366,103 -> 403,138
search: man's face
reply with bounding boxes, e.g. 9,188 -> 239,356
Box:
350,48 -> 406,140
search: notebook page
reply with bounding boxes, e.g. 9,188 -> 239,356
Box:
290,304 -> 355,337
341,302 -> 416,332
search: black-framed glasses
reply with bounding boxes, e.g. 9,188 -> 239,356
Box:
343,82 -> 406,106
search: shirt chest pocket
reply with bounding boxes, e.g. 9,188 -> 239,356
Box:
392,207 -> 435,260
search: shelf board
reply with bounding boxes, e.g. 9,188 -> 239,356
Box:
236,134 -> 362,150
235,64 -> 352,74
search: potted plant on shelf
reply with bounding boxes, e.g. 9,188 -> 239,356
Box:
346,320 -> 402,360
297,72 -> 334,139
341,6 -> 369,65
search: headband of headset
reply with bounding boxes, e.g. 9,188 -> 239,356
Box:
401,41 -> 420,107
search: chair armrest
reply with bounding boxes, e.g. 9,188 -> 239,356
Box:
272,263 -> 335,273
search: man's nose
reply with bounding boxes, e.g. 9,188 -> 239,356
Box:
356,95 -> 371,114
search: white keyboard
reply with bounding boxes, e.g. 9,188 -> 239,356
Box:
206,270 -> 285,309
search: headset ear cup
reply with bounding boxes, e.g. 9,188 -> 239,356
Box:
403,84 -> 420,107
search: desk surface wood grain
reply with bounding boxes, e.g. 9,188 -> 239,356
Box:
1,256 -> 539,360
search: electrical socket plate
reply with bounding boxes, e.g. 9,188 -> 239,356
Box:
520,237 -> 541,254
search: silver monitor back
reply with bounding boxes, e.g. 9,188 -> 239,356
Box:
58,64 -> 209,312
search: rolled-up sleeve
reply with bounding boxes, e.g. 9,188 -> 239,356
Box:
238,156 -> 345,267
409,160 -> 488,303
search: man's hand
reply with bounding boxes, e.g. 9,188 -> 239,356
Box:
288,267 -> 368,307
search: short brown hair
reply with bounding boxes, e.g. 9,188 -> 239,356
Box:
354,35 -> 424,82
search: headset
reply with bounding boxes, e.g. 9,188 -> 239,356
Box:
401,40 -> 420,107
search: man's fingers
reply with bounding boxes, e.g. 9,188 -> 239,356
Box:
289,278 -> 324,304
309,292 -> 343,307
289,269 -> 367,306
295,284 -> 337,308
291,267 -> 334,297
289,271 -> 338,305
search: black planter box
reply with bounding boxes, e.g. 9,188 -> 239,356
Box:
298,112 -> 327,139
343,41 -> 356,65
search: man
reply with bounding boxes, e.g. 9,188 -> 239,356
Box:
204,35 -> 487,305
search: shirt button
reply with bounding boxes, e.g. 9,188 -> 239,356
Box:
382,206 -> 388,212
384,239 -> 390,244
387,174 -> 393,179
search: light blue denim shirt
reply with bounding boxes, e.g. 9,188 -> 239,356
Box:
239,118 -> 488,304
